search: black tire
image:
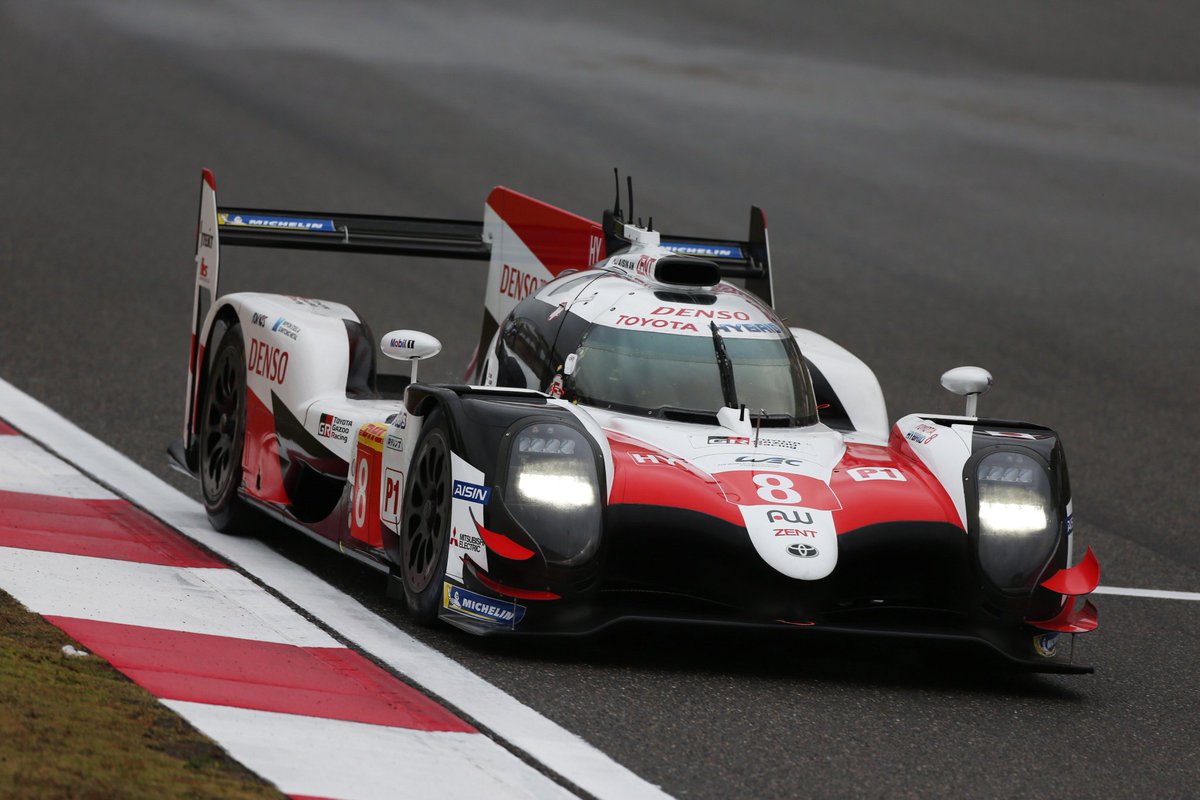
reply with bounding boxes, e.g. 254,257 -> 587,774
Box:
199,323 -> 256,533
397,408 -> 453,624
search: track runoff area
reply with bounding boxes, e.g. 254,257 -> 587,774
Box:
0,378 -> 668,800
1,379 -> 1197,800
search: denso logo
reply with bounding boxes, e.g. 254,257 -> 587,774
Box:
651,306 -> 751,321
247,338 -> 288,384
499,264 -> 546,301
452,480 -> 491,504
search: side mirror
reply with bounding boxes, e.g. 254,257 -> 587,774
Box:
940,366 -> 993,417
381,330 -> 441,384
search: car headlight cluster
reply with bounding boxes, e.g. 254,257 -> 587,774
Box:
504,422 -> 601,565
975,451 -> 1059,592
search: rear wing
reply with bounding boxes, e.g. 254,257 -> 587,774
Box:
659,206 -> 772,307
182,169 -> 774,452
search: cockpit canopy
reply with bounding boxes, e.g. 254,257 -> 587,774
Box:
491,272 -> 817,426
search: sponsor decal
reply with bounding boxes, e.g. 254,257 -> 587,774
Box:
499,264 -> 546,301
708,435 -> 750,445
388,336 -> 416,350
385,434 -> 404,452
651,305 -> 751,321
1065,513 -> 1074,536
247,338 -> 289,384
443,583 -> 525,625
588,235 -> 602,264
702,436 -> 807,451
1033,632 -> 1060,658
905,422 -> 940,445
199,232 -> 214,248
198,257 -> 210,279
251,312 -> 268,328
766,509 -> 814,524
983,430 -> 1047,440
287,295 -> 332,310
397,410 -> 408,429
272,316 -> 301,341
847,467 -> 906,482
547,373 -> 564,398
357,423 -> 387,448
774,528 -> 818,537
218,212 -> 336,232
636,254 -> 654,277
452,480 -> 491,504
318,413 -> 353,443
787,542 -> 819,558
628,452 -> 683,467
381,468 -> 403,525
735,455 -> 805,468
449,526 -> 484,554
660,240 -> 744,260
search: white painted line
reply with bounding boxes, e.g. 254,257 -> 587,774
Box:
1094,586 -> 1200,602
0,436 -> 118,499
164,700 -> 575,800
0,547 -> 340,647
0,378 -> 672,800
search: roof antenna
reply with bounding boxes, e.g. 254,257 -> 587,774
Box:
647,216 -> 653,232
612,168 -> 622,223
627,176 -> 635,228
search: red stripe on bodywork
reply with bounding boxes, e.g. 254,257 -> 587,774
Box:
486,187 -> 605,276
45,617 -> 476,732
0,490 -> 226,568
0,420 -> 18,436
830,443 -> 963,532
606,431 -> 741,525
202,167 -> 216,190
242,388 -> 291,504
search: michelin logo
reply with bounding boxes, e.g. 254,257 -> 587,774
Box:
443,583 -> 525,625
218,212 -> 336,232
452,480 -> 491,504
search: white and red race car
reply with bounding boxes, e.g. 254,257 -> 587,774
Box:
171,170 -> 1100,671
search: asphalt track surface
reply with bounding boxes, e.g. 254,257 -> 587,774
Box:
1,1 -> 1198,797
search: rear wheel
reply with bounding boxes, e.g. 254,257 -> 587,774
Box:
199,323 -> 255,532
398,409 -> 453,624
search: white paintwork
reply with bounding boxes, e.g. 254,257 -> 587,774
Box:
482,204 -> 557,328
163,701 -> 576,800
380,329 -> 442,361
0,377 -> 672,800
447,452 -> 489,581
940,366 -> 993,417
740,505 -> 837,580
791,327 -> 889,441
893,414 -> 973,528
0,436 -> 118,499
0,547 -> 339,647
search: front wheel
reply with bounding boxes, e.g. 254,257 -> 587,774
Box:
198,323 -> 255,533
397,409 -> 453,624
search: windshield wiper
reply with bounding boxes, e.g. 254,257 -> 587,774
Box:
710,322 -> 738,409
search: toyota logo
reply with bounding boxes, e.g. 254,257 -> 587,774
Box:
787,543 -> 818,558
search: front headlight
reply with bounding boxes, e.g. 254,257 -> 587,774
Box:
975,451 -> 1059,592
504,422 -> 601,565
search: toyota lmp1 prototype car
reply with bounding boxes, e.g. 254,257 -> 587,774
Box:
170,169 -> 1101,672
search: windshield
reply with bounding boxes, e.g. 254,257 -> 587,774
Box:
570,325 -> 816,423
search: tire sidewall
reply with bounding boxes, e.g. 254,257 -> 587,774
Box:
199,323 -> 247,531
400,409 -> 453,623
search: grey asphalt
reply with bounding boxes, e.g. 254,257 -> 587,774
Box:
2,1 -> 1198,797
